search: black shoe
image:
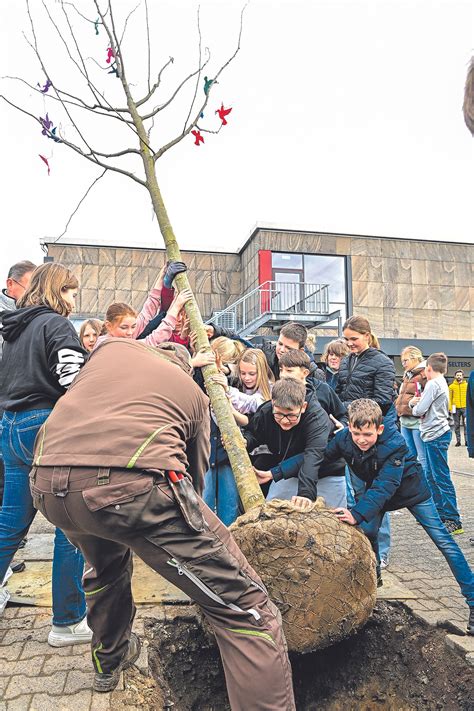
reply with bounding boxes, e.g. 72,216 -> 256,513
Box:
93,632 -> 141,693
455,442 -> 461,447
468,608 -> 474,636
17,538 -> 28,550
11,560 -> 25,573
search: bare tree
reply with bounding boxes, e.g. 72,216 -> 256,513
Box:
1,0 -> 264,511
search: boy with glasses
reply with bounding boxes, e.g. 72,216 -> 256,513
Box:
243,378 -> 331,509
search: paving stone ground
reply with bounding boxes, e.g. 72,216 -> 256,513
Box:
0,441 -> 473,709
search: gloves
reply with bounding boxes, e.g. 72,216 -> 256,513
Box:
163,261 -> 187,289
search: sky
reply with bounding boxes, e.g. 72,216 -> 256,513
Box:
1,0 -> 473,277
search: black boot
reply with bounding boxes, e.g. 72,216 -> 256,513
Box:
93,633 -> 141,693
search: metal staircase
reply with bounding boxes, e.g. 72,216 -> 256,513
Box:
208,280 -> 340,337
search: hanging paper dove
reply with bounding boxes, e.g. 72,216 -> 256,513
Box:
94,18 -> 100,35
39,154 -> 50,176
191,130 -> 204,146
37,79 -> 52,94
48,127 -> 61,143
216,103 -> 232,126
39,113 -> 53,135
106,47 -> 115,64
203,76 -> 215,95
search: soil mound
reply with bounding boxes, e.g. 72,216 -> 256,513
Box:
230,499 -> 377,653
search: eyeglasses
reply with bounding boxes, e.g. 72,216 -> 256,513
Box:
9,278 -> 27,291
272,407 -> 303,423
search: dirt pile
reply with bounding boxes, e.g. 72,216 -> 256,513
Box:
147,601 -> 474,711
230,499 -> 377,652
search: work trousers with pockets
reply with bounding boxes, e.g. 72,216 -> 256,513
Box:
30,465 -> 295,711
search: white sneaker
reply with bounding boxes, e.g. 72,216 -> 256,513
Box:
380,557 -> 389,570
48,616 -> 93,647
0,587 -> 10,615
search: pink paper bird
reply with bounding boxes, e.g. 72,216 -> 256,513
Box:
216,103 -> 232,126
106,47 -> 115,64
39,154 -> 50,176
191,130 -> 204,146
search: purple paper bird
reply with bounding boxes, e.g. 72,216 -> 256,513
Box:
40,113 -> 53,136
38,79 -> 52,94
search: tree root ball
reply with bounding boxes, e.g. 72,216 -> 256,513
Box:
230,499 -> 377,653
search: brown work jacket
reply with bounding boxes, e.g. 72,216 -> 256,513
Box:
33,338 -> 210,492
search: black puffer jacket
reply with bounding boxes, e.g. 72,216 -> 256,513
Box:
336,347 -> 396,414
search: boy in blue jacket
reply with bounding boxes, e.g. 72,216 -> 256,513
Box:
327,398 -> 474,635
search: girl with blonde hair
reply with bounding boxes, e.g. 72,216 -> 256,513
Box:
79,318 -> 103,352
395,346 -> 427,475
0,263 -> 90,645
203,347 -> 274,526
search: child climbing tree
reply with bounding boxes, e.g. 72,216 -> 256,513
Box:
1,0 -> 264,510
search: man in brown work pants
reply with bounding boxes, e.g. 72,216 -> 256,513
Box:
30,339 -> 295,710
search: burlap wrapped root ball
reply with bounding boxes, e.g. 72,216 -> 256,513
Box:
230,498 -> 377,653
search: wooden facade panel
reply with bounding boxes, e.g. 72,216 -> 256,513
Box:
46,234 -> 473,339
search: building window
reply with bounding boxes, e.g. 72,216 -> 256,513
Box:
271,252 -> 347,326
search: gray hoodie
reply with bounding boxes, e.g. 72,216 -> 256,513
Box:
411,375 -> 451,442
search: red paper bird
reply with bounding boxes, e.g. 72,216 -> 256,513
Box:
216,103 -> 232,126
39,154 -> 50,176
191,130 -> 204,146
106,47 -> 115,64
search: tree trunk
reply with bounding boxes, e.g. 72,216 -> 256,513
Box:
125,102 -> 264,510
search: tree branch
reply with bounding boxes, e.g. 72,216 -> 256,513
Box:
58,0 -> 104,107
135,56 -> 175,108
182,5 -> 203,134
25,0 -> 96,154
144,0 -> 151,94
119,2 -> 141,47
0,94 -> 146,186
49,168 -> 108,244
141,56 -> 209,121
153,4 -> 247,161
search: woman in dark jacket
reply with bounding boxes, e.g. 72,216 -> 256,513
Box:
337,315 -> 396,568
0,264 -> 90,647
337,316 -> 397,425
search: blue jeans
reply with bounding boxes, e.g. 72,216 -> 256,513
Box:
424,430 -> 461,525
359,497 -> 474,607
203,464 -> 239,527
401,425 -> 427,475
350,471 -> 391,562
1,410 -> 86,626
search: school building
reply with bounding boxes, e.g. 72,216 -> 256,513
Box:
43,226 -> 473,378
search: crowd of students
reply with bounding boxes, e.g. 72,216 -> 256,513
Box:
0,258 -> 473,706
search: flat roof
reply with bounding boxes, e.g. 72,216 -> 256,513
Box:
42,225 -> 473,256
